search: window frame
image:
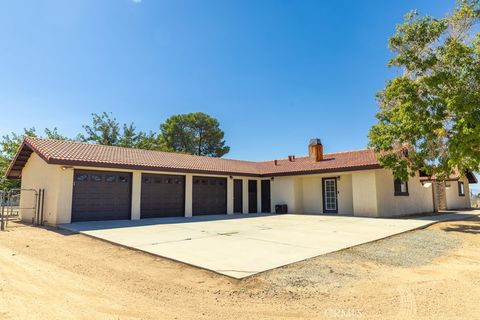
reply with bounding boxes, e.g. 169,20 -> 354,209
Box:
394,178 -> 409,196
458,181 -> 465,197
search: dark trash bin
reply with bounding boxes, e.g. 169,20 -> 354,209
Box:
275,204 -> 288,214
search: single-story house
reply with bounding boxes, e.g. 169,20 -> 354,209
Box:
5,137 -> 477,225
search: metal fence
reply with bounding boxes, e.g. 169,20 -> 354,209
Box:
0,188 -> 44,231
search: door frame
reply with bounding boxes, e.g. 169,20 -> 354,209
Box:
322,177 -> 338,214
233,179 -> 243,213
261,179 -> 271,213
248,180 -> 258,213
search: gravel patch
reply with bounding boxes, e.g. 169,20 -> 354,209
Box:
337,229 -> 463,268
244,228 -> 463,298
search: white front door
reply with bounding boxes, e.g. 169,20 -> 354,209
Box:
323,178 -> 338,213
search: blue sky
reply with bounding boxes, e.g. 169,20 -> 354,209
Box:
0,1 -> 467,162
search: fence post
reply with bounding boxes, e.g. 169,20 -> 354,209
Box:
0,193 -> 4,231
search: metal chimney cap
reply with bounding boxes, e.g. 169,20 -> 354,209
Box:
309,138 -> 322,146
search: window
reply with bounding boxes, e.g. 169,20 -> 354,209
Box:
105,175 -> 116,183
118,176 -> 129,183
75,174 -> 88,182
394,179 -> 409,196
458,181 -> 465,197
143,177 -> 152,184
90,174 -> 102,182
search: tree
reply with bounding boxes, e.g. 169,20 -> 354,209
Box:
0,127 -> 68,190
44,127 -> 70,140
160,112 -> 230,157
78,112 -> 121,146
369,0 -> 480,181
78,112 -> 164,150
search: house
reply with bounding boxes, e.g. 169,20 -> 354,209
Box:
5,136 -> 476,225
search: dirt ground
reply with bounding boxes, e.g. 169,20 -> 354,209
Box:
0,216 -> 479,320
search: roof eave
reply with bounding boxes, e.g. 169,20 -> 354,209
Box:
47,158 -> 264,177
262,164 -> 383,177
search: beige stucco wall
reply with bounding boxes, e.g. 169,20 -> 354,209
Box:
271,176 -> 302,213
351,170 -> 378,217
299,174 -> 353,215
374,170 -> 434,217
270,168 -> 437,218
445,177 -> 471,210
19,153 -> 73,225
19,155 -> 268,225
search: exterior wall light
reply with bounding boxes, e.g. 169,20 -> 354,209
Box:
61,165 -> 74,171
422,182 -> 432,188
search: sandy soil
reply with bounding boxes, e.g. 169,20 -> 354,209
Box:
0,216 -> 479,320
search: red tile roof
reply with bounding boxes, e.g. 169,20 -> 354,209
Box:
6,136 -> 382,178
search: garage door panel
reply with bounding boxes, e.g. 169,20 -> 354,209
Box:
192,176 -> 227,216
72,170 -> 132,222
141,173 -> 185,218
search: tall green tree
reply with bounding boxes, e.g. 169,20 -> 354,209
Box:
369,0 -> 480,181
78,112 -> 121,146
160,112 -> 230,157
78,112 -> 162,149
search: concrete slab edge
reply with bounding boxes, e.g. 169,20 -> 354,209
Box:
56,213 -> 478,280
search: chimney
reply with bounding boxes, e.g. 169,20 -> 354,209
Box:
288,155 -> 295,162
274,160 -> 278,166
308,138 -> 323,162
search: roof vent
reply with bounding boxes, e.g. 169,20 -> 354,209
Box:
274,160 -> 278,166
288,155 -> 295,162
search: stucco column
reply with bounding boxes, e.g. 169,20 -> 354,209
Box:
242,179 -> 249,214
227,177 -> 234,214
131,171 -> 141,220
185,174 -> 193,217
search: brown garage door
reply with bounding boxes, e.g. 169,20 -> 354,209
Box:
72,170 -> 131,222
141,173 -> 185,218
192,176 -> 227,215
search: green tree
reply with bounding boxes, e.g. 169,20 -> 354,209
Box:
0,127 -> 67,190
44,127 -> 70,140
160,112 -> 230,157
78,112 -> 164,150
78,112 -> 121,146
369,0 -> 480,181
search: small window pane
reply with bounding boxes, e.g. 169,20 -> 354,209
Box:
119,176 -> 129,183
143,177 -> 152,184
155,178 -> 163,184
75,174 -> 88,182
459,182 -> 465,196
400,182 -> 407,193
91,174 -> 102,182
105,175 -> 116,183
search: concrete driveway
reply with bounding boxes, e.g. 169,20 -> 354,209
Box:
59,212 -> 475,278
